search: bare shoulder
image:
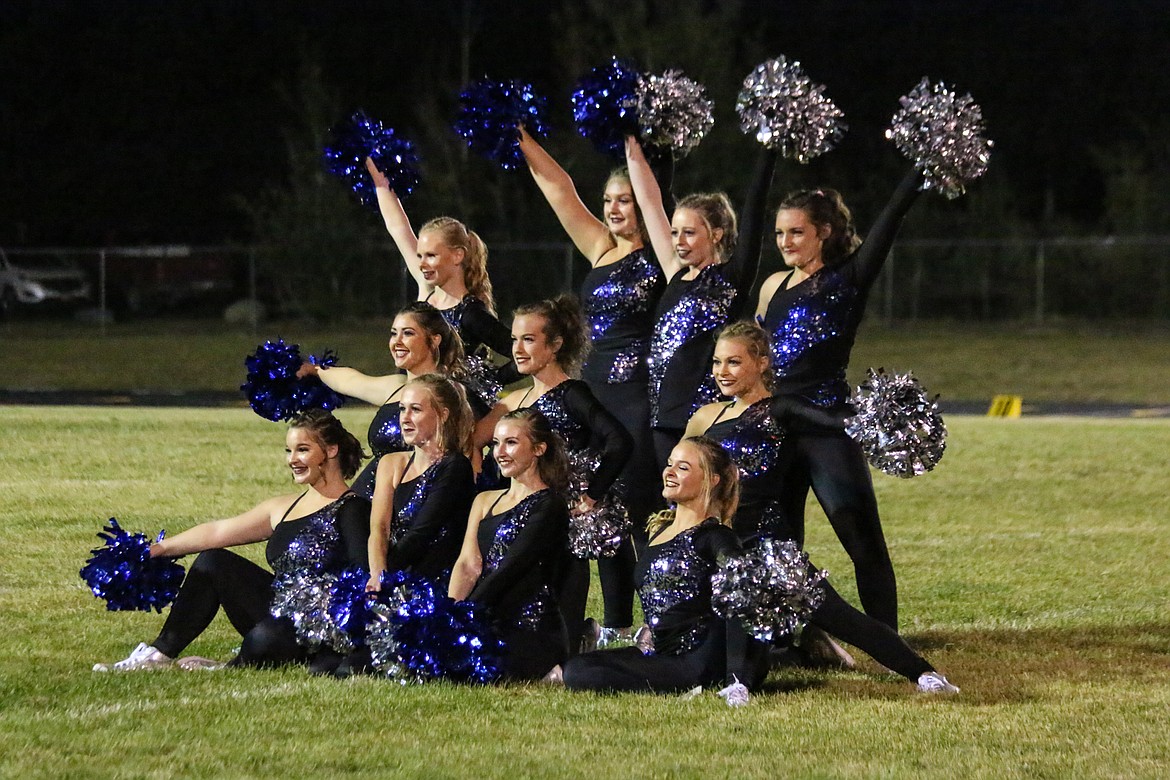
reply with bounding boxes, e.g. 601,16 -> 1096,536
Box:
686,402 -> 725,437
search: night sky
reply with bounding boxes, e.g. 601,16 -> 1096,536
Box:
3,0 -> 1168,247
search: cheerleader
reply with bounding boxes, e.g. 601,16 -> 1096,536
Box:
517,126 -> 665,645
364,157 -> 514,365
755,173 -> 921,629
449,409 -> 572,681
625,137 -> 776,469
93,411 -> 369,673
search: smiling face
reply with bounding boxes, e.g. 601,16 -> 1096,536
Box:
285,426 -> 336,485
388,313 -> 438,372
602,178 -> 640,241
712,336 -> 769,400
511,313 -> 561,376
662,441 -> 708,505
492,419 -> 544,479
398,385 -> 446,448
774,208 -> 828,273
672,207 -> 719,269
416,230 -> 464,289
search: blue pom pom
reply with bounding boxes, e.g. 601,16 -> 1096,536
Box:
80,518 -> 185,612
367,575 -> 505,684
241,339 -> 345,422
454,78 -> 550,170
326,566 -> 375,647
571,57 -> 642,158
323,110 -> 421,208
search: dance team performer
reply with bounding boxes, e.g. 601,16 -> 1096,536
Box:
364,157 -> 515,367
93,411 -> 370,673
299,301 -> 465,499
500,294 -> 633,654
561,437 -> 769,694
755,174 -> 921,629
625,137 -> 777,470
517,125 -> 665,646
448,409 -> 571,681
562,437 -> 958,697
366,374 -> 477,589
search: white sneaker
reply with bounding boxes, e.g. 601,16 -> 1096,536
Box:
717,676 -> 751,707
93,643 -> 173,672
633,624 -> 654,654
916,671 -> 959,694
597,626 -> 633,649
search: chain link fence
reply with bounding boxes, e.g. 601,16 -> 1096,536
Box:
3,236 -> 1168,330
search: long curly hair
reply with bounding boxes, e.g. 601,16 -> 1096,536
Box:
498,407 -> 570,495
288,409 -> 367,481
396,301 -> 466,376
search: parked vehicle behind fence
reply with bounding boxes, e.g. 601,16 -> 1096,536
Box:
0,248 -> 93,318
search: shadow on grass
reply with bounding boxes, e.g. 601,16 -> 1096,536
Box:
759,623 -> 1170,704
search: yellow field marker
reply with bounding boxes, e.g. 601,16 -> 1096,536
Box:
987,395 -> 1023,418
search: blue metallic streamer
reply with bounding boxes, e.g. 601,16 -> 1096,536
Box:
571,57 -> 642,158
323,109 -> 421,208
80,518 -> 185,613
241,339 -> 345,422
454,78 -> 550,170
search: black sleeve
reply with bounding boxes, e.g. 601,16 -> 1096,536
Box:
334,494 -> 373,569
461,300 -> 514,359
648,147 -> 676,213
385,456 -> 475,572
852,168 -> 923,289
726,148 -> 779,319
467,493 -> 568,608
769,394 -> 849,434
561,381 -> 633,500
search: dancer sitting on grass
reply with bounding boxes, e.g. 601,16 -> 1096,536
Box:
559,436 -> 959,699
93,410 -> 369,673
448,409 -> 571,681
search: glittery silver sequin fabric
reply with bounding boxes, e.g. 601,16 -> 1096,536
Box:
708,401 -> 785,481
640,529 -> 711,654
272,506 -> 343,579
391,459 -> 446,546
647,265 -> 736,424
582,251 -> 663,341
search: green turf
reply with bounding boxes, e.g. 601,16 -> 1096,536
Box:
4,318 -> 1170,405
2,407 -> 1168,778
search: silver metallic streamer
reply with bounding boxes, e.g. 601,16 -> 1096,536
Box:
845,367 -> 946,478
736,56 -> 846,162
710,537 -> 826,643
567,497 -> 630,559
636,69 -> 715,157
886,77 -> 992,199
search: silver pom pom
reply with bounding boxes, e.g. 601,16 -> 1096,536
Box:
710,538 -> 826,643
845,367 -> 947,478
886,77 -> 993,199
635,69 -> 714,157
270,571 -> 353,652
567,497 -> 630,559
736,56 -> 846,162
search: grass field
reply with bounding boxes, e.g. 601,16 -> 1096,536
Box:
5,317 -> 1170,405
2,406 -> 1168,778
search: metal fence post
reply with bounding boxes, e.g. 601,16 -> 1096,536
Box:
1034,240 -> 1046,325
98,249 -> 107,336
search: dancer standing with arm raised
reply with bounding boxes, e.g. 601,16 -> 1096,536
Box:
517,126 -> 664,646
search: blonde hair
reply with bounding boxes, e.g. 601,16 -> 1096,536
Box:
715,320 -> 775,393
647,436 -> 740,534
605,167 -> 651,248
675,192 -> 738,263
403,373 -> 474,457
420,216 -> 495,314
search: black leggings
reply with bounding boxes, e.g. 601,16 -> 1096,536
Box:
588,379 -> 662,628
151,548 -> 307,668
782,430 -> 899,629
810,576 -> 932,681
563,620 -> 768,694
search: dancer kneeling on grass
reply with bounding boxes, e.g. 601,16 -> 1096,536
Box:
560,437 -> 958,698
93,410 -> 370,672
447,409 -> 571,681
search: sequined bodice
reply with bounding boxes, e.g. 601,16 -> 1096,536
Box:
391,458 -> 445,547
648,264 -> 736,424
531,382 -> 586,450
269,495 -> 354,575
764,267 -> 860,407
580,249 -> 665,384
481,491 -> 544,572
367,400 -> 406,457
704,400 -> 785,482
639,525 -> 716,654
